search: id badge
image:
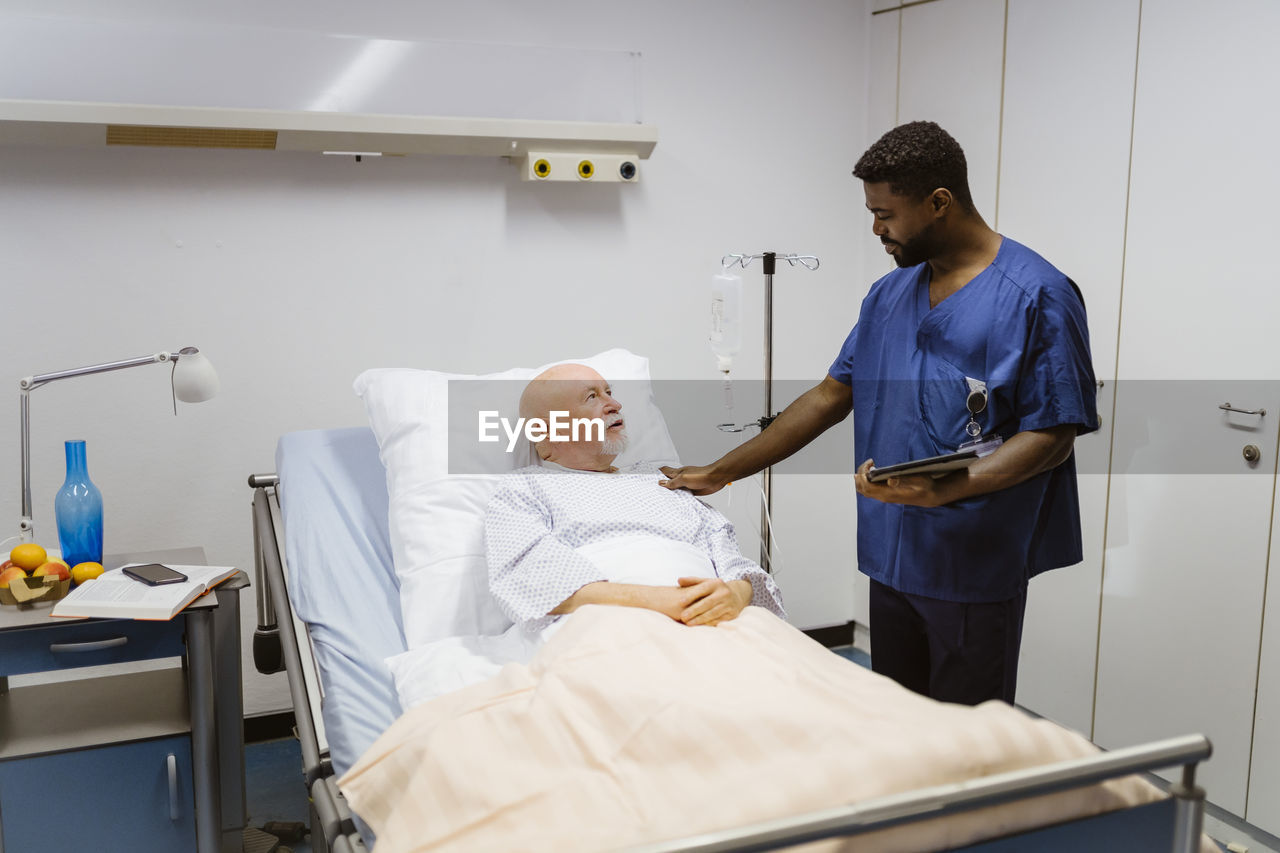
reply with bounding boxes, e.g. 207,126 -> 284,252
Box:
958,434 -> 1003,456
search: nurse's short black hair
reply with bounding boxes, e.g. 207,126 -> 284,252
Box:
854,121 -> 976,211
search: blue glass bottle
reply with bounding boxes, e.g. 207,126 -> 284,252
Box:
55,440 -> 104,565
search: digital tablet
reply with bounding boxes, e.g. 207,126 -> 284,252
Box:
866,448 -> 980,483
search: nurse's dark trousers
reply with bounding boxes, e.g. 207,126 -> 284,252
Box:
868,578 -> 1028,705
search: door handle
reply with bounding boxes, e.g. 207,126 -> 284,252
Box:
167,753 -> 180,821
1219,403 -> 1266,416
48,637 -> 128,653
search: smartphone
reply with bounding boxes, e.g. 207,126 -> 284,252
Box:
122,563 -> 188,586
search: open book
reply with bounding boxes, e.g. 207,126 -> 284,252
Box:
51,564 -> 239,621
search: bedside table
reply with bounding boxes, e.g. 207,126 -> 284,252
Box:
0,547 -> 249,853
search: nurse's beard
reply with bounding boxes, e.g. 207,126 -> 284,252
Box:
892,237 -> 928,268
890,225 -> 940,268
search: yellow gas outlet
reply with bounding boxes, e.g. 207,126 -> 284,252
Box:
519,152 -> 641,183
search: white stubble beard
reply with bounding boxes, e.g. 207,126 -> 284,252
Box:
601,415 -> 628,456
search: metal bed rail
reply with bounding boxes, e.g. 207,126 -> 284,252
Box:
311,776 -> 365,852
252,477 -> 363,852
252,475 -> 370,853
626,733 -> 1211,853
251,480 -> 328,786
249,473 -> 283,675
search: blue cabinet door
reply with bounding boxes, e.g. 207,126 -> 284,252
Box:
0,735 -> 197,852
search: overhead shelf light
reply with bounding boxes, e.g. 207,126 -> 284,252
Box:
106,125 -> 278,149
0,19 -> 657,173
0,99 -> 657,162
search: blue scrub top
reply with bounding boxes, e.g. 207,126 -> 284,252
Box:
829,237 -> 1098,602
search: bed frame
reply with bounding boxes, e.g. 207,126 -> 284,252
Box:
248,472 -> 1213,853
250,474 -> 368,853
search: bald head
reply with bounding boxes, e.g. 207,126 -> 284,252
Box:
519,363 -> 627,470
519,363 -> 600,422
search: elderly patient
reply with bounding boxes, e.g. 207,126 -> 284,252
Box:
484,363 -> 785,632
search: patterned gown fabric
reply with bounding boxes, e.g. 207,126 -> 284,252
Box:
485,461 -> 785,629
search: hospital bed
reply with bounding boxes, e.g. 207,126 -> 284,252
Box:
246,353 -> 1214,852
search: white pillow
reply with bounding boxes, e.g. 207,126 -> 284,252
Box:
354,349 -> 680,648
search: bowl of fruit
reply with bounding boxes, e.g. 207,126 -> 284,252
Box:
0,543 -> 101,606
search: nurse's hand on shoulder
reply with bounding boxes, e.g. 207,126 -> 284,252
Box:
659,465 -> 727,496
855,459 -> 947,507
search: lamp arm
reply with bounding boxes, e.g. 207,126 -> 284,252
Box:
20,352 -> 171,392
19,389 -> 32,535
17,351 -> 174,540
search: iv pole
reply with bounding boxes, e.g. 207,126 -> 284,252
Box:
719,251 -> 820,571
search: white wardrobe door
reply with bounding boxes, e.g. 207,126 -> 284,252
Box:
1253,481 -> 1280,833
1094,0 -> 1280,816
861,6 -> 900,289
998,0 -> 1140,737
897,0 -> 1005,219
852,5 -> 903,630
860,0 -> 1003,631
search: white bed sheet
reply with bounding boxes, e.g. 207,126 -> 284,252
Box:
275,427 -> 405,777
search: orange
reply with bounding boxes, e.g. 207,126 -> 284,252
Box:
71,562 -> 105,586
10,543 -> 48,571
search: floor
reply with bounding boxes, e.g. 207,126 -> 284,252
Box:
1201,804 -> 1280,853
244,736 -> 313,853
243,643 -> 1279,853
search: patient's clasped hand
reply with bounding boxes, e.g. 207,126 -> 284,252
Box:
484,363 -> 784,631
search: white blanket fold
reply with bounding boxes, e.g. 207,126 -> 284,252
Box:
341,605 -> 1191,853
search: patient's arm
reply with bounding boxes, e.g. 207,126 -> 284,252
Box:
692,504 -> 787,619
486,482 -> 610,629
550,581 -> 706,622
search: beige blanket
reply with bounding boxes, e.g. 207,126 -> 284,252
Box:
340,605 -> 1188,852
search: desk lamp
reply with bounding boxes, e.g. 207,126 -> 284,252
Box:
17,347 -> 220,542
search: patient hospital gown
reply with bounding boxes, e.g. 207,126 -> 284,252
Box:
485,461 -> 785,629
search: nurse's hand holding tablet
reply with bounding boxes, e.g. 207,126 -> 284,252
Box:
856,458 -> 946,505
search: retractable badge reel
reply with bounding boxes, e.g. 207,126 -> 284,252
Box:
960,377 -> 1003,455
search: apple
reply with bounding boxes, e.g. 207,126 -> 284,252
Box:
0,559 -> 14,572
33,560 -> 72,582
0,566 -> 28,588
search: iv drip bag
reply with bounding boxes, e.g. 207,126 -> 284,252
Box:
710,270 -> 743,373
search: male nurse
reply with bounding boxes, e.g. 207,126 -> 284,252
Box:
661,121 -> 1098,706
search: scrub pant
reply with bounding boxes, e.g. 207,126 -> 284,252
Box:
868,578 -> 1027,706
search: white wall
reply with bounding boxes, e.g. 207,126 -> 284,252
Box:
0,1 -> 871,714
